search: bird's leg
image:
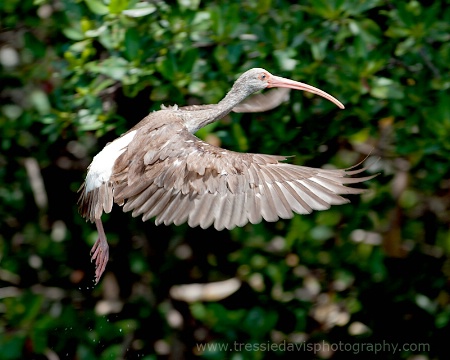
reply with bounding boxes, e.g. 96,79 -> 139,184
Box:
90,218 -> 109,284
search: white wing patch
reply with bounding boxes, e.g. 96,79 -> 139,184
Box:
85,130 -> 137,192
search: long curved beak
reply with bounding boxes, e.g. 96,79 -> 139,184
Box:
268,75 -> 345,109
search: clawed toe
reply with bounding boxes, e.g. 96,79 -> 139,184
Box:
91,219 -> 109,284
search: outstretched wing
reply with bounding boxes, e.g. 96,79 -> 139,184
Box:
232,88 -> 290,113
112,123 -> 376,231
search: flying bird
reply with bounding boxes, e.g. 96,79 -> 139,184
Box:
78,68 -> 376,283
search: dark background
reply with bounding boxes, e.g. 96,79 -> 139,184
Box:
1,0 -> 449,359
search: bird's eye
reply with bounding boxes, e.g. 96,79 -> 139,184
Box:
259,73 -> 267,81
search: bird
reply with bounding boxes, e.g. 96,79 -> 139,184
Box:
78,68 -> 376,284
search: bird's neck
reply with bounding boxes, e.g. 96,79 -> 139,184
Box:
183,83 -> 250,133
219,82 -> 253,111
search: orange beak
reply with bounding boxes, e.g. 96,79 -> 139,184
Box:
268,75 -> 345,109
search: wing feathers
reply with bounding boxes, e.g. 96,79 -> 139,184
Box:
245,187 -> 262,224
294,181 -> 331,211
118,155 -> 375,229
188,193 -> 214,228
172,194 -> 194,226
198,194 -> 217,229
142,189 -> 173,221
279,182 -> 312,214
259,181 -> 280,222
80,119 -> 376,229
270,182 -> 293,219
232,88 -> 291,113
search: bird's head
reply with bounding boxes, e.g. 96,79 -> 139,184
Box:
235,68 -> 345,109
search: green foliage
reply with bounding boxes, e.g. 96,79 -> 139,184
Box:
1,0 -> 450,359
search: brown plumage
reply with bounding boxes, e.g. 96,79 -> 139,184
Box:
78,68 -> 376,283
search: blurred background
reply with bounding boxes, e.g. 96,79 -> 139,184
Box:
1,0 -> 449,359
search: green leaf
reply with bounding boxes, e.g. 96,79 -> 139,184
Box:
274,48 -> 299,71
156,53 -> 177,81
84,0 -> 109,15
85,24 -> 107,38
0,334 -> 26,360
231,122 -> 249,152
395,37 -> 416,56
109,0 -> 128,14
85,57 -> 129,81
177,48 -> 198,74
122,2 -> 156,17
310,225 -> 334,241
62,27 -> 84,40
370,77 -> 404,99
243,307 -> 278,338
310,39 -> 329,61
177,0 -> 201,11
29,90 -> 51,115
124,28 -> 140,60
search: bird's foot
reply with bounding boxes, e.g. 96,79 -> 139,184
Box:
90,237 -> 109,284
91,219 -> 109,284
